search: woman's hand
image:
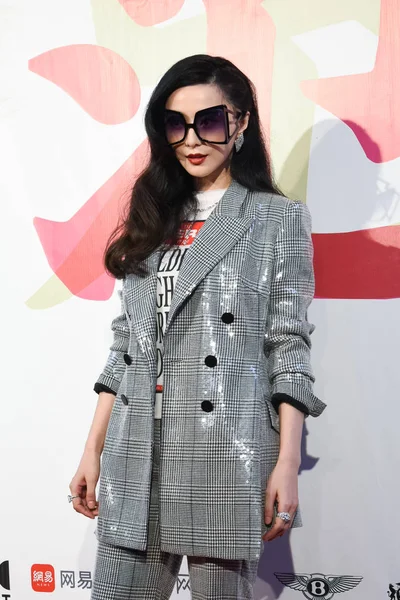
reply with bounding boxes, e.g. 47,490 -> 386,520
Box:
262,457 -> 299,542
69,450 -> 101,519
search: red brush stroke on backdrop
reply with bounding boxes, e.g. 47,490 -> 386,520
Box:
203,0 -> 275,142
31,1 -> 400,302
29,45 -> 141,125
301,0 -> 400,163
117,0 -> 185,26
313,225 -> 400,299
34,141 -> 149,300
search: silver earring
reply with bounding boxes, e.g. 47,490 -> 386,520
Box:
234,132 -> 244,152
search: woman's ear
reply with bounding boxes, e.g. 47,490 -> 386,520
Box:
238,111 -> 250,134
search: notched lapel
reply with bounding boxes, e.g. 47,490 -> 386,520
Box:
165,181 -> 252,334
165,213 -> 254,334
124,181 -> 253,357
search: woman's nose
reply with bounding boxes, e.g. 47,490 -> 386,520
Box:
185,126 -> 202,147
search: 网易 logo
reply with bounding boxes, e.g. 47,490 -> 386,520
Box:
31,564 -> 55,593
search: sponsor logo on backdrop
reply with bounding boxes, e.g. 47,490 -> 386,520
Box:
274,572 -> 363,598
31,566 -> 93,592
0,560 -> 11,599
60,571 -> 92,589
31,564 -> 55,592
388,582 -> 400,599
176,572 -> 190,594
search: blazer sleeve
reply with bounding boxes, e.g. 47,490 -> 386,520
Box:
93,288 -> 129,395
265,200 -> 326,418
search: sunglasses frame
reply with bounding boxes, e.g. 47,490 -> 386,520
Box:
164,104 -> 243,146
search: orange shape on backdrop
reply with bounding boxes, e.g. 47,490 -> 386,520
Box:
204,0 -> 275,143
29,44 -> 141,125
33,141 -> 150,300
117,0 -> 185,26
301,0 -> 400,163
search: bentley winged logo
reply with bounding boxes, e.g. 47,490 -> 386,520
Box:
274,572 -> 363,599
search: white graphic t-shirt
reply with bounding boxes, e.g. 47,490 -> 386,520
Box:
155,188 -> 226,419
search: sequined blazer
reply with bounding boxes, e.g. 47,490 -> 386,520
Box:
93,180 -> 326,561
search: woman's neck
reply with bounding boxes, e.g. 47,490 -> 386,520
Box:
194,165 -> 232,192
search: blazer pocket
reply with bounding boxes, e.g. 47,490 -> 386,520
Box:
239,274 -> 270,297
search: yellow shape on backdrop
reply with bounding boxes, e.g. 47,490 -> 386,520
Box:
268,30 -> 316,202
263,0 -> 380,201
264,0 -> 380,36
26,275 -> 73,309
90,0 -> 206,88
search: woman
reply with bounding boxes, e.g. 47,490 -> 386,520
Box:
69,54 -> 326,600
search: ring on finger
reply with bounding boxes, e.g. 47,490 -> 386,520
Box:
277,511 -> 291,523
68,494 -> 80,503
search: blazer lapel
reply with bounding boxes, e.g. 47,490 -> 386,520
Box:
124,249 -> 160,377
165,181 -> 253,335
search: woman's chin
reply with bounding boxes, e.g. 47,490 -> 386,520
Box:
182,161 -> 216,179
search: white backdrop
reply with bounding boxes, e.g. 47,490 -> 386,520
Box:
1,1 -> 400,599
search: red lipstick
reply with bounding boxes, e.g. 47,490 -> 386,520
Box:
187,154 -> 207,165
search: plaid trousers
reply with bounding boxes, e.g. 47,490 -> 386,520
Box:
91,419 -> 261,600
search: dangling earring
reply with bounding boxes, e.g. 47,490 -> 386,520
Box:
234,132 -> 244,152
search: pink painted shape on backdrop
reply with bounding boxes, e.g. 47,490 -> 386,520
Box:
29,45 -> 141,125
117,0 -> 185,26
33,141 -> 150,300
79,270 -> 116,301
301,0 -> 400,163
204,0 -> 275,142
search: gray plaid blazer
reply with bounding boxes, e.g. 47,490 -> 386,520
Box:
94,180 -> 326,561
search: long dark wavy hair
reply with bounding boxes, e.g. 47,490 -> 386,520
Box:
104,54 -> 281,278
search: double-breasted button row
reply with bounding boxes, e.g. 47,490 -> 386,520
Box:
123,353 -> 132,365
204,355 -> 217,368
201,313 -> 234,412
202,356 -> 216,412
121,314 -> 235,410
203,356 -> 216,411
121,393 -> 213,412
221,312 -> 234,324
122,355 -> 131,404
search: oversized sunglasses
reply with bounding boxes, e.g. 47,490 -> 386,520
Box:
164,104 -> 242,145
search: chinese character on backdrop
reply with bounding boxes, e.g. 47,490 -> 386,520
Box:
78,571 -> 93,589
60,570 -> 76,589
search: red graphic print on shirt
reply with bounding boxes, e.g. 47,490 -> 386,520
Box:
156,221 -> 205,397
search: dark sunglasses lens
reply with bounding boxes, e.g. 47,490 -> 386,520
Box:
165,113 -> 186,144
195,107 -> 227,142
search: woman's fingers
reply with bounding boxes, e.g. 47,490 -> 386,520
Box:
263,502 -> 296,542
263,514 -> 285,542
264,488 -> 276,527
71,494 -> 93,518
85,478 -> 99,516
263,464 -> 299,542
69,480 -> 96,519
69,456 -> 100,519
85,478 -> 98,512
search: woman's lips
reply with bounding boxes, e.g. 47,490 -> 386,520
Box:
187,154 -> 207,165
